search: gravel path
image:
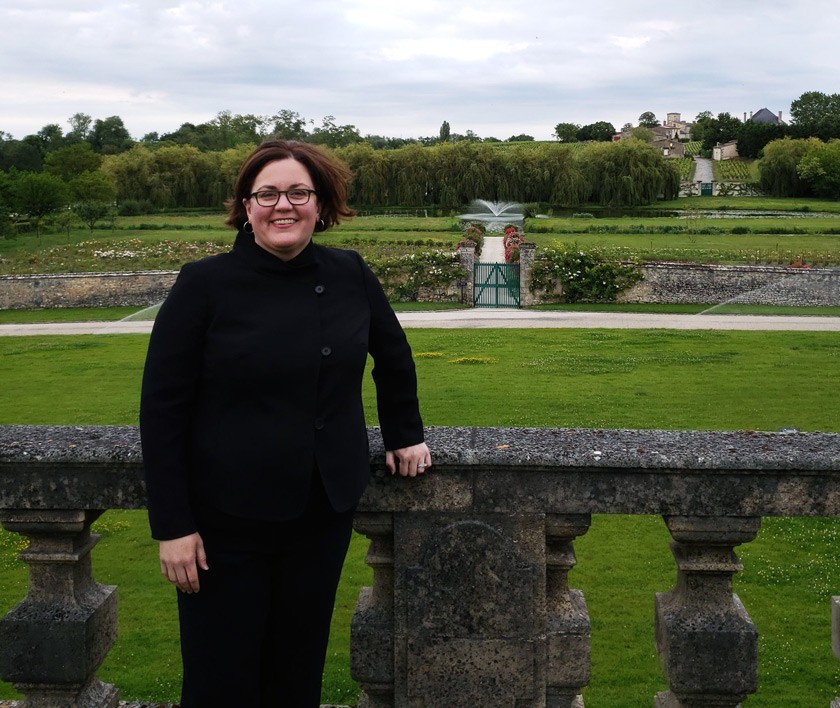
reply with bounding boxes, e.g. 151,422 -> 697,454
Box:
694,156 -> 713,183
479,235 -> 505,262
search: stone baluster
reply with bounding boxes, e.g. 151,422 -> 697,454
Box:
351,512 -> 395,708
654,516 -> 760,708
0,509 -> 119,708
545,514 -> 591,708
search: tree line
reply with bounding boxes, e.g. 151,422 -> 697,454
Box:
0,138 -> 681,235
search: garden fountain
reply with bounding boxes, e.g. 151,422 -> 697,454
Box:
459,199 -> 525,232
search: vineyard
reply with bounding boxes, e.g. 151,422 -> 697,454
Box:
713,159 -> 757,182
683,141 -> 702,156
672,158 -> 695,181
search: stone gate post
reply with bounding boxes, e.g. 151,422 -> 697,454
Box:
519,242 -> 537,307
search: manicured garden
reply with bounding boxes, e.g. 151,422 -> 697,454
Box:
2,328 -> 840,706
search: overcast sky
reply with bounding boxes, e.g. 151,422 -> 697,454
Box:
2,0 -> 838,142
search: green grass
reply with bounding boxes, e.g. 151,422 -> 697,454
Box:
654,196 -> 840,213
4,200 -> 840,274
2,330 -> 840,705
0,306 -> 140,323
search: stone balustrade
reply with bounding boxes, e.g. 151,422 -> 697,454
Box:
2,425 -> 840,707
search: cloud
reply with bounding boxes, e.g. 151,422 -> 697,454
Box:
0,0 -> 838,141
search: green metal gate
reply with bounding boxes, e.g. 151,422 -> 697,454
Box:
700,182 -> 714,196
474,263 -> 520,308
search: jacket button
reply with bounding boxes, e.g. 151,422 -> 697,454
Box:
314,284 -> 325,294
314,418 -> 325,430
321,346 -> 332,356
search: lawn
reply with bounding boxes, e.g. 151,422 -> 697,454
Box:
2,328 -> 840,706
3,197 -> 840,274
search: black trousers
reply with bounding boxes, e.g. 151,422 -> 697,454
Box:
176,474 -> 355,707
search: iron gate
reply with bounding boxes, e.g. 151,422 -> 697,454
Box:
474,263 -> 520,308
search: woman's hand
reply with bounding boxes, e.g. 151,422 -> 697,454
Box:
159,532 -> 209,594
386,442 -> 432,477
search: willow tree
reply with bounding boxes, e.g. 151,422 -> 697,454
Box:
101,145 -> 159,205
758,137 -> 818,197
582,139 -> 679,206
337,143 -> 391,206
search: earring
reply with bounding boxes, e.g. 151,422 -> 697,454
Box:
243,220 -> 254,234
318,218 -> 326,231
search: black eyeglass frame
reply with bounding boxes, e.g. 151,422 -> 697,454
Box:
249,189 -> 317,207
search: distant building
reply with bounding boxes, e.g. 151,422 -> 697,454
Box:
652,138 -> 686,157
664,112 -> 693,140
713,140 -> 739,161
612,111 -> 693,145
745,108 -> 785,124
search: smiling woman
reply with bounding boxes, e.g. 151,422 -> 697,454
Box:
139,139 -> 431,707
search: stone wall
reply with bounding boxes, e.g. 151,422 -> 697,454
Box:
0,271 -> 177,310
518,258 -> 840,307
2,261 -> 839,310
619,262 -> 840,306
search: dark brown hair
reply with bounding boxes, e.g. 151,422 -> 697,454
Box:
225,140 -> 355,232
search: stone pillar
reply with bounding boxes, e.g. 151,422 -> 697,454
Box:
654,516 -> 760,708
545,514 -> 591,708
519,242 -> 537,307
351,512 -> 395,708
458,243 -> 475,307
0,509 -> 119,708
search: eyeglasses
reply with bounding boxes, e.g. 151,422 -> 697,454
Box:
249,189 -> 317,207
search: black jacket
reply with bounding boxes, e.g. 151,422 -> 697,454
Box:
140,231 -> 423,540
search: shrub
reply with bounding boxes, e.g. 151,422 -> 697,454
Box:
530,245 -> 643,303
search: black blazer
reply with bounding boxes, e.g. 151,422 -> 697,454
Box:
140,231 -> 424,540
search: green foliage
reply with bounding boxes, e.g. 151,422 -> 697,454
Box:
12,172 -> 69,233
530,245 -> 643,302
790,90 -> 840,140
553,122 -> 579,142
365,249 -> 467,301
43,142 -> 102,180
796,138 -> 840,198
581,140 -> 680,206
758,137 -> 820,197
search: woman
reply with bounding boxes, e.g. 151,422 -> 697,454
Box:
140,140 -> 431,707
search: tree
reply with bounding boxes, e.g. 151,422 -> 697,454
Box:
638,111 -> 659,128
576,122 -> 616,142
0,137 -> 43,171
789,91 -> 840,140
67,112 -> 93,142
13,172 -> 69,233
797,138 -> 840,198
44,142 -> 102,180
71,201 -> 112,232
439,120 -> 451,143
758,137 -> 816,197
630,126 -> 654,143
69,170 -> 117,203
36,123 -> 65,153
583,140 -> 679,206
90,116 -> 133,154
692,112 -> 742,152
735,120 -> 786,159
553,123 -> 579,142
270,109 -> 310,141
309,115 -> 362,148
507,134 -> 535,142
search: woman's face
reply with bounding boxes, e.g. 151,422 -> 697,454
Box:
244,158 -> 320,261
